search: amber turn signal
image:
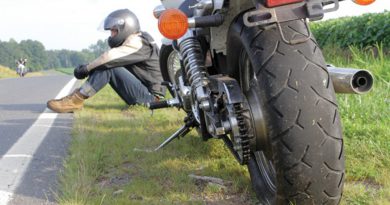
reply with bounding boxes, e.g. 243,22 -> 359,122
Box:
352,0 -> 375,5
158,9 -> 189,40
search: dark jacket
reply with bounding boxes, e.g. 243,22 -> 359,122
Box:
86,32 -> 165,97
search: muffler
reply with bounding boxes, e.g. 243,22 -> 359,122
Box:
327,65 -> 374,94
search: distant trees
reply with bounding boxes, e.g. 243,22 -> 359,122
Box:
20,40 -> 47,70
0,39 -> 108,71
88,39 -> 109,57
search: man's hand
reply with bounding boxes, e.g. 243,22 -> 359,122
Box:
74,64 -> 89,79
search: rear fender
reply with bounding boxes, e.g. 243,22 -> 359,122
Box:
210,0 -> 253,56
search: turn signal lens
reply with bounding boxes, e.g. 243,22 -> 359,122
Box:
266,0 -> 303,7
158,9 -> 188,40
353,0 -> 375,5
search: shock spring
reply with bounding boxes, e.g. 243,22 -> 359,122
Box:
179,37 -> 208,89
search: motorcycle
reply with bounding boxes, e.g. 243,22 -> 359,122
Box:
16,59 -> 28,77
149,0 -> 374,204
16,64 -> 26,77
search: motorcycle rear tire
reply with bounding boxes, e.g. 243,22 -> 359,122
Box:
227,17 -> 345,204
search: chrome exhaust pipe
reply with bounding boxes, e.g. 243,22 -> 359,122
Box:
327,65 -> 374,94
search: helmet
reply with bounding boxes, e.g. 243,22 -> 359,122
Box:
103,9 -> 140,48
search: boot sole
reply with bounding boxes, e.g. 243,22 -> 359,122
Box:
47,103 -> 82,113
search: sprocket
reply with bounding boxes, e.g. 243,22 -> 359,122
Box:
203,75 -> 255,164
232,102 -> 252,164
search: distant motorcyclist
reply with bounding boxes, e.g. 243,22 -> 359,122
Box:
16,58 -> 27,77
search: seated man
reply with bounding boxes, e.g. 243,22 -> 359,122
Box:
47,9 -> 165,113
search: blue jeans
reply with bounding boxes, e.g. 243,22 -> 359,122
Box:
80,67 -> 155,105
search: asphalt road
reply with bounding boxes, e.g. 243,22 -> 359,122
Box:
0,74 -> 78,205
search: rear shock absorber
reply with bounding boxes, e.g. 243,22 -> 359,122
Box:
179,37 -> 211,110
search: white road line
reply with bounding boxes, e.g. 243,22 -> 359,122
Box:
0,155 -> 33,159
0,78 -> 77,205
0,192 -> 11,205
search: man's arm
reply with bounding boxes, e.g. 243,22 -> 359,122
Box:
86,34 -> 150,72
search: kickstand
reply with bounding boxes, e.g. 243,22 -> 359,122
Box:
154,116 -> 195,151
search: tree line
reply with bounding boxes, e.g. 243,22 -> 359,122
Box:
0,38 -> 109,71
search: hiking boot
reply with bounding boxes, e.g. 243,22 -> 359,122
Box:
47,90 -> 88,113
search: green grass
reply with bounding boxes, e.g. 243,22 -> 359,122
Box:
58,47 -> 389,205
0,65 -> 19,78
59,90 -> 255,205
0,65 -> 44,78
322,45 -> 390,205
55,68 -> 74,75
0,66 -> 72,78
310,11 -> 390,49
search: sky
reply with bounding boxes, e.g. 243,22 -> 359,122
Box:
0,0 -> 388,51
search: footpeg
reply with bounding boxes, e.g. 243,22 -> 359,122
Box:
148,98 -> 180,110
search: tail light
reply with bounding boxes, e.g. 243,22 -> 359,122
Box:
158,9 -> 189,40
353,0 -> 375,5
266,0 -> 303,7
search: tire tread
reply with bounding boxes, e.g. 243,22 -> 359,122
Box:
233,19 -> 345,204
